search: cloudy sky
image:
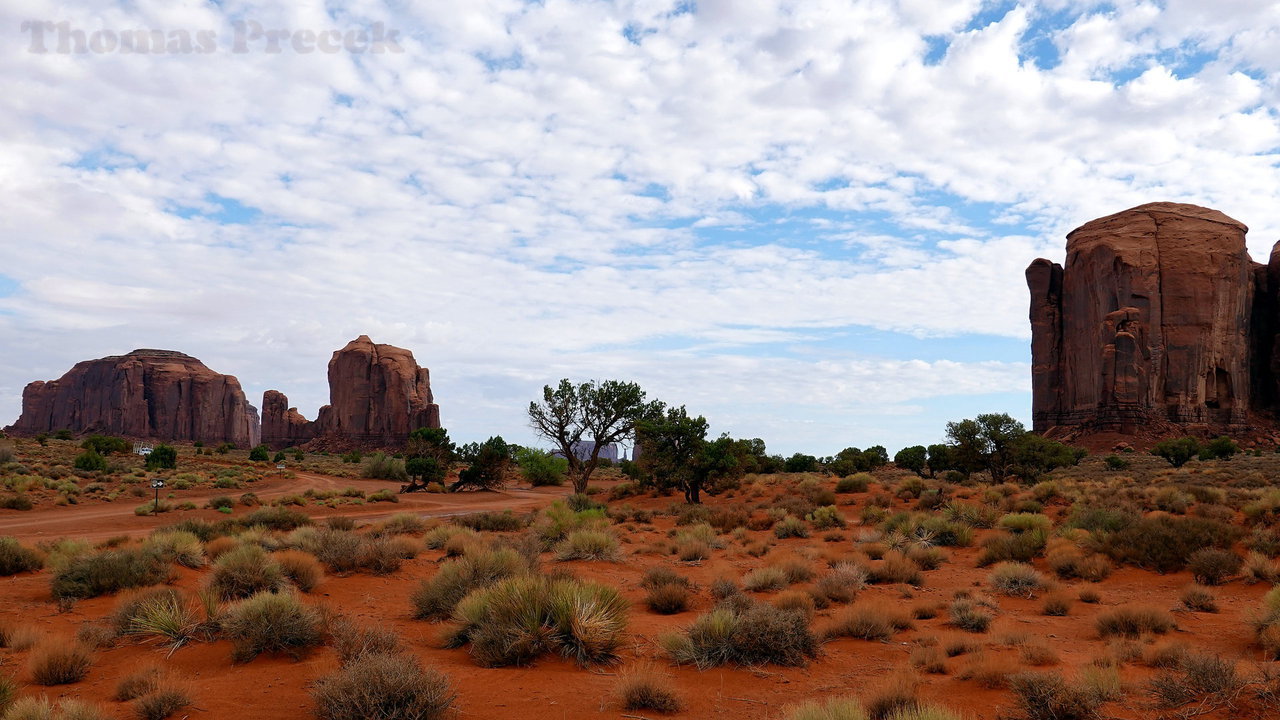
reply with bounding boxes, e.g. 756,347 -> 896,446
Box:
3,0 -> 1280,455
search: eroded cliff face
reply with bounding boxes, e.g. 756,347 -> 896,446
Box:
6,349 -> 260,446
1027,202 -> 1277,436
262,336 -> 440,449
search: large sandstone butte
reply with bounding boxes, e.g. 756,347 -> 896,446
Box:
1028,201 -> 1280,439
262,335 -> 440,448
5,349 -> 260,447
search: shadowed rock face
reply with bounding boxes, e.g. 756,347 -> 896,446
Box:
5,349 -> 260,446
262,336 -> 440,449
1027,202 -> 1280,436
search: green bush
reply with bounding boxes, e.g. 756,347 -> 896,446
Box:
447,574 -> 628,666
452,511 -> 528,532
74,450 -> 107,472
1198,436 -> 1238,461
361,453 -> 407,481
988,562 -> 1046,597
208,545 -> 285,600
223,591 -> 322,662
410,547 -> 528,620
81,435 -> 129,455
312,652 -> 455,720
0,536 -> 43,575
248,445 -> 270,462
51,548 -> 172,601
662,600 -> 817,668
242,506 -> 311,531
0,493 -> 34,511
1103,454 -> 1130,471
1102,516 -> 1241,573
554,529 -> 620,561
1152,437 -> 1199,467
145,445 -> 177,470
836,473 -> 872,493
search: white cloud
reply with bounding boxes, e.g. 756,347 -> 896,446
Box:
1,0 -> 1279,453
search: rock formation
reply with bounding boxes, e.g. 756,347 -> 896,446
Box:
5,349 -> 260,446
1028,202 -> 1280,438
262,335 -> 440,448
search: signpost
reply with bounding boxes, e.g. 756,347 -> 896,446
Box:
150,478 -> 165,511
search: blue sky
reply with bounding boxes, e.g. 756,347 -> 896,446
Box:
2,0 -> 1280,454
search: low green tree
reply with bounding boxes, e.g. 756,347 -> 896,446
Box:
1152,437 -> 1200,468
146,444 -> 177,470
248,445 -> 270,462
893,445 -> 928,476
452,436 -> 512,491
74,449 -> 107,472
80,435 -> 129,455
1199,436 -> 1239,461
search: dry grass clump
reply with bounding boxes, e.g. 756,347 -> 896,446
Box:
312,652 -> 455,720
1186,548 -> 1241,585
865,671 -> 921,720
1095,606 -> 1175,638
0,536 -> 44,576
743,566 -> 790,592
1243,551 -> 1280,584
645,582 -> 692,615
410,547 -> 528,620
1147,652 -> 1241,709
141,530 -> 205,569
274,549 -> 324,592
1020,641 -> 1060,666
112,587 -> 200,648
207,545 -> 285,600
662,600 -> 817,668
50,547 -> 172,602
29,638 -> 93,685
448,574 -> 628,667
957,653 -> 1019,688
1078,587 -> 1101,604
1179,585 -> 1218,612
613,663 -> 683,713
133,680 -> 193,720
1252,586 -> 1280,658
1,697 -> 108,720
948,598 -> 993,633
866,551 -> 923,585
785,696 -> 868,720
987,562 -> 1046,597
554,529 -> 621,561
1041,591 -> 1073,616
115,665 -> 164,701
2,623 -> 41,651
1008,672 -> 1103,720
330,617 -> 406,666
909,644 -> 947,674
822,602 -> 911,642
222,591 -> 322,662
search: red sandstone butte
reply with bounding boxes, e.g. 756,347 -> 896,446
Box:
262,335 -> 440,448
5,349 -> 260,446
1027,201 -> 1280,438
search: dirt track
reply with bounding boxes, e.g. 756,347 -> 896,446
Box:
0,471 -> 572,542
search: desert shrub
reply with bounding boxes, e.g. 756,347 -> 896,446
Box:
312,652 -> 455,720
774,517 -> 810,539
142,530 -> 204,569
361,453 -> 407,481
743,566 -> 789,592
1244,551 -> 1280,584
808,506 -> 845,530
448,574 -> 628,666
274,550 -> 324,592
786,696 -> 869,720
1008,672 -> 1102,720
29,639 -> 93,685
242,506 -> 311,531
865,671 -> 921,720
867,551 -> 922,585
1148,652 -> 1241,708
410,547 -> 528,620
910,645 -> 947,674
1101,516 -> 1240,573
1186,548 -> 1241,585
813,562 -> 867,605
452,511 -> 527,532
948,599 -> 992,633
367,489 -> 399,503
976,529 -> 1046,567
1065,505 -> 1135,533
112,587 -> 198,648
51,547 -> 171,602
822,603 -> 904,642
516,447 -> 567,487
1042,591 -> 1073,616
3,697 -> 109,720
0,536 -> 43,575
1021,641 -> 1060,666
1152,437 -> 1200,467
208,545 -> 285,600
662,601 -> 817,668
0,494 -> 34,511
554,529 -> 620,561
645,576 -> 691,615
836,473 -> 873,493
133,682 -> 192,720
1180,585 -> 1217,612
329,617 -> 406,666
998,513 -> 1052,534
988,562 -> 1046,597
1095,606 -> 1174,638
115,665 -> 164,701
144,445 -> 177,470
614,663 -> 682,713
74,450 -> 108,472
223,591 -> 321,662
1103,454 -> 1129,470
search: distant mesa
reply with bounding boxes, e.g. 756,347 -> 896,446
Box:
4,349 -> 260,447
553,441 -> 621,463
1027,201 -> 1280,444
262,335 -> 441,449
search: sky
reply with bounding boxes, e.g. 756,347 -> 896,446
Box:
2,0 -> 1280,456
